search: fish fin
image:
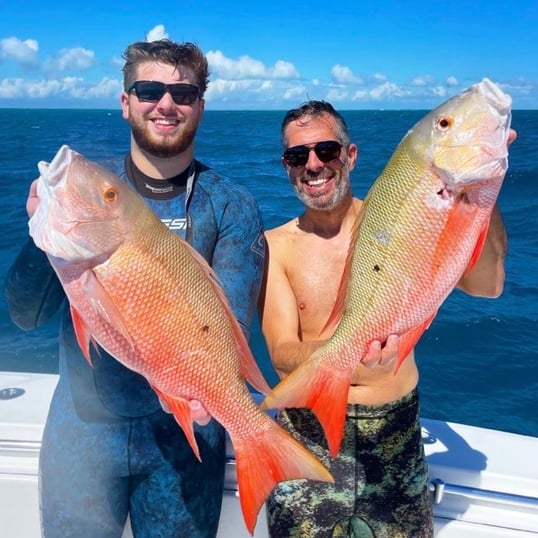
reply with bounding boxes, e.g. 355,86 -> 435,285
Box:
393,313 -> 437,374
464,220 -> 490,276
234,418 -> 333,534
241,348 -> 273,396
83,270 -> 136,350
70,305 -> 96,366
320,206 -> 367,336
152,386 -> 201,462
261,354 -> 351,457
433,197 -> 480,281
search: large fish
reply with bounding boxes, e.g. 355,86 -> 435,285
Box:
28,145 -> 333,535
262,78 -> 512,457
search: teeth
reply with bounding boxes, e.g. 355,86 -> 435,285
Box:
154,119 -> 178,125
307,178 -> 328,186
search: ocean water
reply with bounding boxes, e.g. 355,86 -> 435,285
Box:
0,108 -> 536,438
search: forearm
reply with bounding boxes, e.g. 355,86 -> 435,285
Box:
270,339 -> 325,378
458,205 -> 507,297
4,237 -> 65,329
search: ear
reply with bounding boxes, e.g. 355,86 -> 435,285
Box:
346,142 -> 359,172
120,92 -> 130,120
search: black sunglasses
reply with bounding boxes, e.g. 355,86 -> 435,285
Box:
283,140 -> 343,168
127,81 -> 200,105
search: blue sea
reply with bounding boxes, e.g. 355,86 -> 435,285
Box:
0,108 -> 536,438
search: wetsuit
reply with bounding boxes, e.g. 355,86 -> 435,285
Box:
266,389 -> 434,538
5,156 -> 265,538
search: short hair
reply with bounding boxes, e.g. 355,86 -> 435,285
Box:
122,39 -> 210,96
281,100 -> 351,149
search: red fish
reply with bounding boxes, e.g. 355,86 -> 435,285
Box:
28,145 -> 333,534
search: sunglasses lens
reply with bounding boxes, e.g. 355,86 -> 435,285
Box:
169,85 -> 199,105
315,141 -> 342,162
283,147 -> 309,167
130,82 -> 199,105
283,141 -> 342,167
135,82 -> 165,101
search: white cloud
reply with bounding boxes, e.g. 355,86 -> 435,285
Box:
446,76 -> 459,86
432,85 -> 448,97
44,47 -> 95,73
207,50 -> 299,80
369,81 -> 409,100
0,37 -> 39,68
411,75 -> 435,86
331,65 -> 363,85
0,77 -> 25,98
327,87 -> 350,102
283,85 -> 308,101
146,25 -> 168,42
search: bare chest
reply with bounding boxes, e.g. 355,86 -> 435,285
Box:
286,240 -> 348,340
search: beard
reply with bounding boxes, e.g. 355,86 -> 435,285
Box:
130,118 -> 198,158
294,161 -> 352,211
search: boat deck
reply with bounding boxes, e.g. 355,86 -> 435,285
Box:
1,372 -> 537,537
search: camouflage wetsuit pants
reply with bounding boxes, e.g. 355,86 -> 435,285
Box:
266,388 -> 434,538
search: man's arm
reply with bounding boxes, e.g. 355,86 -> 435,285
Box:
457,205 -> 507,298
258,232 -> 318,378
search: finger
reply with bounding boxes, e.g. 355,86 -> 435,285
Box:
361,340 -> 382,368
190,400 -> 211,426
379,334 -> 399,366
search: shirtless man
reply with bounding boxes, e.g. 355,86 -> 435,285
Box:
259,100 -> 510,537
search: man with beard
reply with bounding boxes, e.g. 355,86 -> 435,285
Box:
258,101 -> 511,537
5,40 -> 265,538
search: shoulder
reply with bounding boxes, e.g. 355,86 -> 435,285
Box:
195,161 -> 258,207
265,219 -> 301,266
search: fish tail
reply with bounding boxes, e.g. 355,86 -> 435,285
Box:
261,354 -> 351,457
234,421 -> 333,535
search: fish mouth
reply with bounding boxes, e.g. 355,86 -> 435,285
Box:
478,78 -> 512,117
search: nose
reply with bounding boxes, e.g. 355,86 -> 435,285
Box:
305,148 -> 324,171
156,89 -> 176,109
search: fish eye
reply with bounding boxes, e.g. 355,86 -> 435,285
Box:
103,187 -> 118,203
436,115 -> 453,130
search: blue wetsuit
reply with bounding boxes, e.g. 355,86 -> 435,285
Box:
5,156 -> 265,538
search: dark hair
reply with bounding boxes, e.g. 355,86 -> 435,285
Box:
122,39 -> 210,96
281,100 -> 351,149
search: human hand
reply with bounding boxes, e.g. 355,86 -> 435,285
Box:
189,400 -> 211,426
158,396 -> 212,426
508,129 -> 517,146
26,179 -> 39,217
361,335 -> 399,368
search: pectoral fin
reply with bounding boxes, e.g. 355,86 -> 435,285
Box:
82,269 -> 135,350
152,386 -> 201,462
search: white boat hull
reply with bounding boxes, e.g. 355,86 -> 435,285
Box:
1,372 -> 537,537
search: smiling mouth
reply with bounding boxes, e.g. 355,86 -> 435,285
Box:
152,118 -> 179,127
304,177 -> 331,187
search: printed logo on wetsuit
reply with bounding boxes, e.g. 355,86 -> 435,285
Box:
251,229 -> 265,258
161,218 -> 187,231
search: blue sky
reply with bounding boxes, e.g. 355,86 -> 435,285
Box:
1,1 -> 537,110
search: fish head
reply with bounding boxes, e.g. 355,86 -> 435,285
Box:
408,78 -> 512,201
29,145 -> 144,267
